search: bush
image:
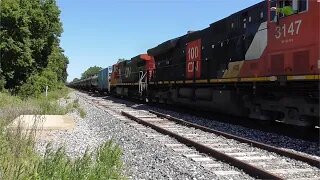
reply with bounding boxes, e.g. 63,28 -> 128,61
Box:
0,92 -> 22,108
37,99 -> 67,115
45,84 -> 70,100
18,70 -> 59,98
0,74 -> 6,92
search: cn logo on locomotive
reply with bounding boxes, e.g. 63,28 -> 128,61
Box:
125,67 -> 131,78
186,39 -> 202,79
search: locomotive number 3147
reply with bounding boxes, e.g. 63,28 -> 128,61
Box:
275,20 -> 302,39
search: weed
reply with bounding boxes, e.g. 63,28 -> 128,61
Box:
0,124 -> 124,180
72,99 -> 80,109
0,88 -> 124,179
79,108 -> 86,118
70,99 -> 86,118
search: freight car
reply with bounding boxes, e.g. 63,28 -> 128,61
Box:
69,76 -> 96,91
97,67 -> 112,94
69,67 -> 111,93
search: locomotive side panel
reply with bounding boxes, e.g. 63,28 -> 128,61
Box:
110,64 -> 120,86
150,37 -> 186,81
200,27 -> 214,80
122,59 -> 138,83
209,19 -> 229,79
118,61 -> 126,84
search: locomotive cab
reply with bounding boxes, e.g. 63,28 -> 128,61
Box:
267,0 -> 319,76
253,0 -> 320,126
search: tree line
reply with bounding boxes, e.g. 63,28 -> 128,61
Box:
0,0 -> 68,97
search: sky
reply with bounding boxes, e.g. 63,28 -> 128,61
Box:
57,0 -> 262,82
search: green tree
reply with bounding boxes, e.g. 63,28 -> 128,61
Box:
46,45 -> 69,82
1,0 -> 34,89
0,71 -> 6,92
0,0 -> 68,96
81,66 -> 102,79
18,69 -> 59,98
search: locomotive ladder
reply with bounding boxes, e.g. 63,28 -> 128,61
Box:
139,71 -> 148,95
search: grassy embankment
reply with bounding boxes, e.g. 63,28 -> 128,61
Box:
0,87 -> 124,179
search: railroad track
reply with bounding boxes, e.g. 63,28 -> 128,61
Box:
79,93 -> 320,180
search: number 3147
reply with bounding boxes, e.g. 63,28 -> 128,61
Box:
275,20 -> 302,39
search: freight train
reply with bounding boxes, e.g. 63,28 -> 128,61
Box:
70,67 -> 112,94
69,0 -> 319,127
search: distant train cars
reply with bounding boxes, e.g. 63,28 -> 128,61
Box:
70,0 -> 319,127
69,67 -> 111,94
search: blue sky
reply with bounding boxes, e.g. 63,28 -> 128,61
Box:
57,0 -> 262,82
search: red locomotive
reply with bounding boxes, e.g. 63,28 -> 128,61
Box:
109,0 -> 319,127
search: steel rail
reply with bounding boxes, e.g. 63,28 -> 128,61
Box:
149,110 -> 320,169
121,111 -> 283,180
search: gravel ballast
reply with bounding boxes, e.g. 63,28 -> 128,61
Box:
98,95 -> 320,178
36,91 -> 319,179
108,96 -> 319,159
37,92 -> 254,179
145,107 -> 320,158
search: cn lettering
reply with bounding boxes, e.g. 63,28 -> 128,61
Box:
125,67 -> 131,78
187,61 -> 200,73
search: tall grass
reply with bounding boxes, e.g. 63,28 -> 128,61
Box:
0,87 -> 124,179
0,87 -> 86,123
0,87 -> 70,120
0,126 -> 124,180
